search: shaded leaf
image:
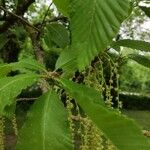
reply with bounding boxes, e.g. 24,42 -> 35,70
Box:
0,58 -> 46,77
16,90 -> 73,150
0,74 -> 39,114
60,78 -> 150,150
128,54 -> 150,68
140,6 -> 150,17
55,47 -> 77,77
113,39 -> 150,52
45,23 -> 70,48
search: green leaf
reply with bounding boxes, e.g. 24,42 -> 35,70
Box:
70,0 -> 131,70
55,47 -> 77,77
0,63 -> 15,77
18,58 -> 47,72
0,58 -> 46,77
113,39 -> 150,52
16,90 -> 73,150
128,54 -> 150,68
45,23 -> 70,48
60,78 -> 150,150
0,74 -> 39,114
53,0 -> 70,17
56,0 -> 131,71
140,6 -> 150,17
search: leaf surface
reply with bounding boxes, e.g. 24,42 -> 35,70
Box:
113,39 -> 150,52
140,6 -> 150,17
16,90 -> 73,150
70,0 -> 131,70
0,58 -> 46,77
45,23 -> 70,48
0,74 -> 39,114
56,0 -> 131,71
53,0 -> 70,17
128,54 -> 150,68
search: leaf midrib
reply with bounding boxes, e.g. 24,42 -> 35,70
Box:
42,91 -> 52,150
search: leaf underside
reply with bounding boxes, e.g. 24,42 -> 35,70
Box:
56,0 -> 131,72
0,58 -> 46,77
129,54 -> 150,68
113,39 -> 150,52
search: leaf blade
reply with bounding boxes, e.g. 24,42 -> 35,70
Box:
0,58 -> 46,77
0,74 -> 39,114
128,54 -> 150,68
113,39 -> 150,52
16,90 -> 73,150
70,0 -> 131,70
53,0 -> 70,17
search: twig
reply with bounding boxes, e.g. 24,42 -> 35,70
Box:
35,16 -> 68,27
17,98 -> 37,102
0,5 -> 39,32
37,2 -> 53,38
40,2 -> 52,29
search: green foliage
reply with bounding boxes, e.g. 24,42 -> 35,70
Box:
128,54 -> 150,68
113,39 -> 150,52
0,0 -> 150,149
0,74 -> 39,115
60,78 -> 150,150
45,23 -> 70,49
53,0 -> 70,17
119,60 -> 150,93
16,90 -> 73,150
140,6 -> 150,17
55,47 -> 77,77
0,58 -> 46,77
56,0 -> 131,71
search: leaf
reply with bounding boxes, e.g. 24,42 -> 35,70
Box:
53,0 -> 70,17
128,54 -> 150,68
56,0 -> 131,71
113,39 -> 150,52
0,63 -> 15,77
55,47 -> 77,77
16,90 -> 73,150
60,78 -> 150,150
70,0 -> 131,70
0,58 -> 46,77
45,23 -> 70,48
0,74 -> 39,114
18,58 -> 47,72
140,6 -> 150,17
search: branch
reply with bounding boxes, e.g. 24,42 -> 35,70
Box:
0,6 -> 39,32
0,0 -> 35,33
17,97 -> 37,102
35,16 -> 68,27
